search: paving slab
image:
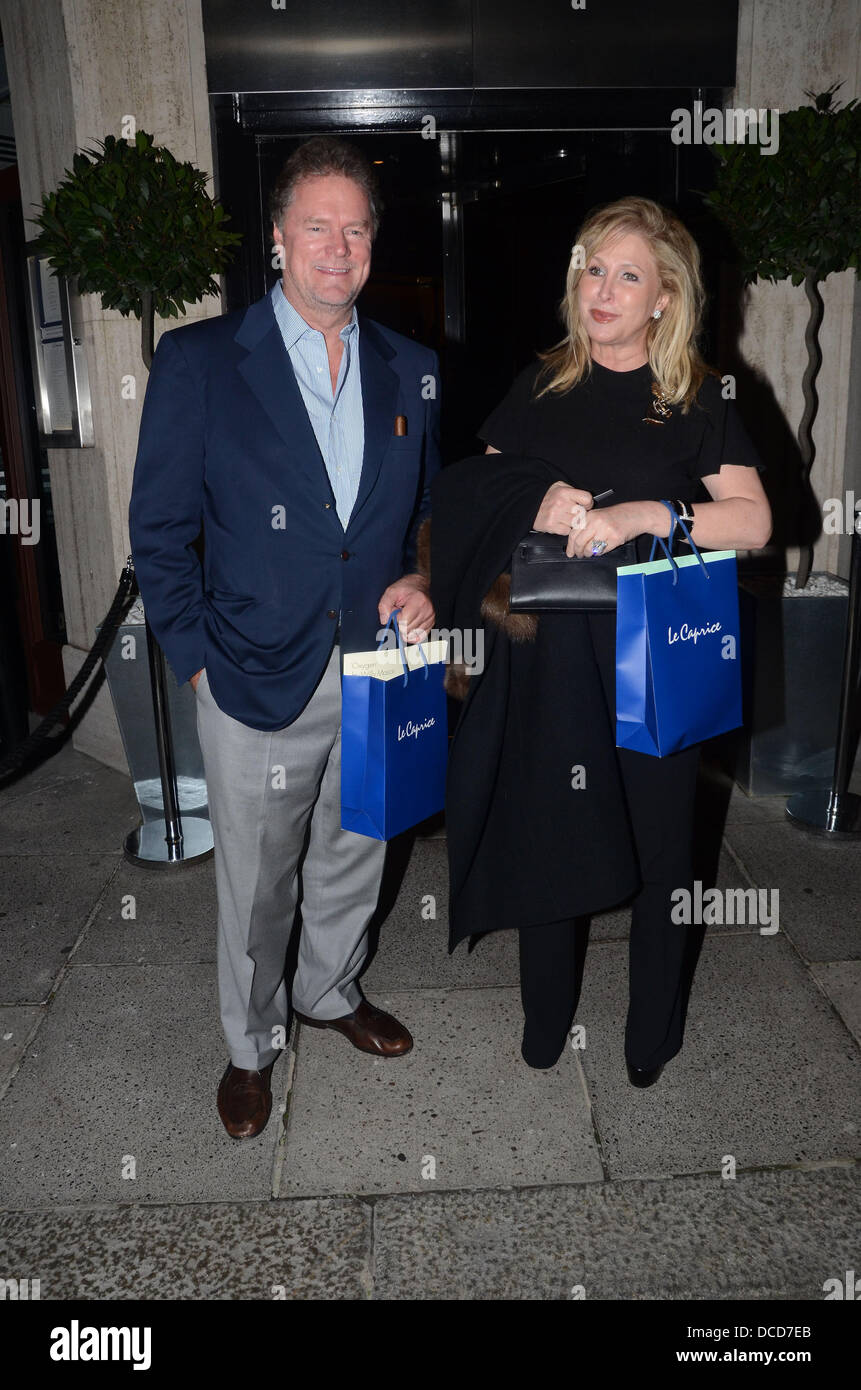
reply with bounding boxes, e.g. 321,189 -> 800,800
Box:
361,839 -> 520,990
362,916 -> 520,992
372,1164 -> 860,1300
0,759 -> 139,856
374,837 -> 448,933
722,791 -> 789,823
720,822 -> 861,961
78,859 -> 217,965
0,855 -> 118,1003
363,838 -> 749,998
0,740 -> 92,801
811,961 -> 861,1046
278,987 -> 603,1198
0,1007 -> 44,1090
0,964 -> 287,1207
0,746 -> 856,1308
696,759 -> 788,827
0,1198 -> 369,1299
577,934 -> 861,1179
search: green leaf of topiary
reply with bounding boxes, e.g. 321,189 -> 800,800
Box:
32,129 -> 243,326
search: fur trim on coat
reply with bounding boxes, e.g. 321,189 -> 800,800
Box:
419,518 -> 538,701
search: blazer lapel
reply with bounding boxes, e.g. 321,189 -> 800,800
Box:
350,318 -> 400,527
234,297 -> 338,507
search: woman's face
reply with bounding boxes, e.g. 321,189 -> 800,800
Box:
577,230 -> 669,363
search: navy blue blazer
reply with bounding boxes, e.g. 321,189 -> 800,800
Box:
128,291 -> 441,731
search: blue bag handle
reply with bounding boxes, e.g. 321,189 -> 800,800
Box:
656,500 -> 712,575
378,608 -> 430,685
652,500 -> 711,580
648,508 -> 680,585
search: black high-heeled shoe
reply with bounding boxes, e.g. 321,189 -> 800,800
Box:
626,1059 -> 665,1088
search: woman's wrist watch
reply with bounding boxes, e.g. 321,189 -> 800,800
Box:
674,498 -> 695,531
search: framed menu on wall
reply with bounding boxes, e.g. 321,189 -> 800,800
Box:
25,244 -> 94,448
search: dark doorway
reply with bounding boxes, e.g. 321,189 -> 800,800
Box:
449,128 -> 685,456
0,166 -> 66,758
258,132 -> 446,352
216,108 -> 719,461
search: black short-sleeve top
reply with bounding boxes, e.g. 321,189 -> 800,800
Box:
478,359 -> 764,505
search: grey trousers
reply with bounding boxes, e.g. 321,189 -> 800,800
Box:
194,646 -> 387,1070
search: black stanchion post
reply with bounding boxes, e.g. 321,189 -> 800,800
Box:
146,619 -> 184,862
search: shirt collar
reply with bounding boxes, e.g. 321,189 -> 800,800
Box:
270,280 -> 359,350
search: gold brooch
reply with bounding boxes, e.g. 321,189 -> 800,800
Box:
643,387 -> 672,425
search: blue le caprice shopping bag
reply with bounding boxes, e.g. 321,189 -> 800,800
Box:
341,613 -> 449,840
615,506 -> 743,757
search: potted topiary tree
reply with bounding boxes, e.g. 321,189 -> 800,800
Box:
31,129 -> 241,369
704,84 -> 861,589
703,86 -> 861,797
30,130 -> 242,863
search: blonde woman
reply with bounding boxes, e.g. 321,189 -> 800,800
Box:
430,197 -> 771,1084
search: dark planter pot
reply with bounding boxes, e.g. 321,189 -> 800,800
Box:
713,573 -> 849,796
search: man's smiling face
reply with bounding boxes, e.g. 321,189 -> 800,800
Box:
272,173 -> 373,326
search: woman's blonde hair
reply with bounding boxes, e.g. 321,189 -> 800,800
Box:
535,196 -> 711,411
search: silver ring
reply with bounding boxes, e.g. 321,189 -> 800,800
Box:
591,539 -> 608,556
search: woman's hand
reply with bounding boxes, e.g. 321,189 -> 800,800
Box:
565,500 -> 664,559
533,481 -> 595,535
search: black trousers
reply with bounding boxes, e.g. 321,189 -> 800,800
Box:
519,740 -> 701,1070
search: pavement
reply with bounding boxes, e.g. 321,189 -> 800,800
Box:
0,740 -> 858,1301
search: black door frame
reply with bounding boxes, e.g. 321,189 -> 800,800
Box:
210,86 -> 726,328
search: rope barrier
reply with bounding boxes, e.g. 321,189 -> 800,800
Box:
0,556 -> 137,781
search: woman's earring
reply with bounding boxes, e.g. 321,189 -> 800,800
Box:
652,309 -> 662,319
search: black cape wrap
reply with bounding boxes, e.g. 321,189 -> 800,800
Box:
430,453 -> 641,952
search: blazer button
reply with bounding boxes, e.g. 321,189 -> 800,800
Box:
323,502 -> 332,509
326,609 -> 337,620
341,549 -> 350,560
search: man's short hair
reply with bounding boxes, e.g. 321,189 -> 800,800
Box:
269,135 -> 382,238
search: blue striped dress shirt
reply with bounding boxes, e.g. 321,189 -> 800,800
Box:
270,280 -> 364,529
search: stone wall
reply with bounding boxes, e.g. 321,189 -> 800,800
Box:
733,0 -> 860,579
0,0 -> 219,772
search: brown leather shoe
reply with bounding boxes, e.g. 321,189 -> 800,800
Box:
294,998 -> 413,1057
217,1061 -> 276,1139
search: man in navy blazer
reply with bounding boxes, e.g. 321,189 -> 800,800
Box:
129,137 -> 440,1139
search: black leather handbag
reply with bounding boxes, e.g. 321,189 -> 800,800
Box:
509,532 -> 639,612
